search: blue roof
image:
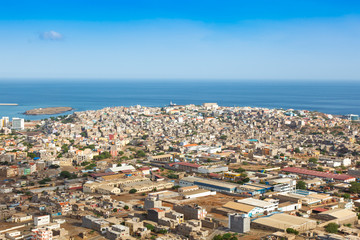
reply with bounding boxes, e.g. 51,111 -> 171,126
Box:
247,139 -> 258,142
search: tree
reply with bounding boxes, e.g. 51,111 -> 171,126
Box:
49,164 -> 60,169
27,152 -> 37,159
286,228 -> 299,235
123,205 -> 129,210
349,182 -> 360,193
325,223 -> 339,233
145,224 -> 155,231
243,177 -> 250,183
136,150 -> 146,158
235,167 -> 245,173
309,158 -> 318,164
342,193 -> 351,199
294,148 -> 300,153
61,144 -> 69,153
60,171 -> 72,179
113,208 -> 118,212
167,173 -> 179,179
296,180 -> 306,190
93,151 -> 112,160
129,189 -> 137,194
157,229 -> 167,234
220,135 -> 227,140
213,235 -> 223,240
222,233 -> 232,239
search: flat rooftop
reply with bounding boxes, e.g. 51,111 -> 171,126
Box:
182,176 -> 238,189
237,198 -> 277,208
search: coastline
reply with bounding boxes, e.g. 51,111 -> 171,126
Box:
1,80 -> 360,119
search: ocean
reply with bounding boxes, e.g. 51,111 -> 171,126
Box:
0,80 -> 359,120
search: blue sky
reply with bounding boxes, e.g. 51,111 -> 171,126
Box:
0,0 -> 359,80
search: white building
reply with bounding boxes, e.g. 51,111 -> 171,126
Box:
34,215 -> 51,226
236,198 -> 278,213
273,183 -> 294,193
323,158 -> 352,167
105,163 -> 135,173
31,227 -> 53,240
12,118 -> 24,130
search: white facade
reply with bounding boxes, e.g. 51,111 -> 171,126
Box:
12,118 -> 24,130
105,163 -> 135,173
183,190 -> 216,199
236,198 -> 278,213
34,215 -> 51,226
278,202 -> 302,212
273,183 -> 294,193
197,165 -> 228,174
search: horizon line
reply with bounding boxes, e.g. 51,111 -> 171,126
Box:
0,78 -> 359,82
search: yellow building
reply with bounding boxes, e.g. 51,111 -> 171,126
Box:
224,172 -> 241,181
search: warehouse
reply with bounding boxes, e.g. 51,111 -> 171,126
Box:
179,176 -> 238,193
236,198 -> 278,213
317,209 -> 357,225
181,189 -> 216,199
121,180 -> 174,193
236,183 -> 273,196
252,213 -> 317,232
282,167 -> 355,182
222,201 -> 264,217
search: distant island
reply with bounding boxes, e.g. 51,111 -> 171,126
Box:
24,107 -> 73,115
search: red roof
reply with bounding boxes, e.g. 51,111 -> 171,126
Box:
208,173 -> 221,178
282,167 -> 355,181
312,207 -> 328,212
150,208 -> 164,212
138,167 -> 150,171
183,144 -> 198,147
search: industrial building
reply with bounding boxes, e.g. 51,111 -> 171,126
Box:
282,167 -> 356,182
251,213 -> 317,232
179,176 -> 239,193
276,192 -> 332,206
222,201 -> 264,217
317,209 -> 357,225
236,198 -> 278,213
236,183 -> 273,196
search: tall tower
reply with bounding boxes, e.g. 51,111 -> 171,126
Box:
144,195 -> 162,210
228,213 -> 250,233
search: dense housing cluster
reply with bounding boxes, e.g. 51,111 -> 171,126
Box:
1,103 -> 360,239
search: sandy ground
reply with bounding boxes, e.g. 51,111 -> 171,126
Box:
111,192 -> 147,205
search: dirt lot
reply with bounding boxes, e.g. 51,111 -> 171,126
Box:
240,229 -> 273,240
61,217 -> 106,240
162,192 -> 242,222
111,192 -> 147,206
